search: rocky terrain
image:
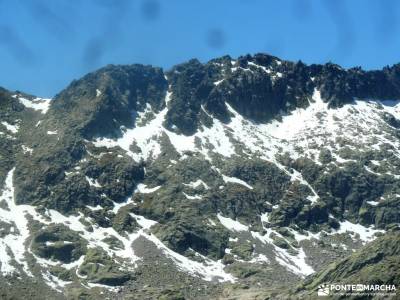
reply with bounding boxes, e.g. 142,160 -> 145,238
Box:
0,53 -> 399,299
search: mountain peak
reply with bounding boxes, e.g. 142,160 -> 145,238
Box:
50,64 -> 168,138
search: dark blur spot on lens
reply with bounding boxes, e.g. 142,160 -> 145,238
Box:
264,38 -> 285,57
206,29 -> 225,50
141,0 -> 160,21
82,38 -> 104,68
0,26 -> 35,65
24,1 -> 72,41
323,0 -> 354,61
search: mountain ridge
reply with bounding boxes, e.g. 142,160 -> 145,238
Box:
51,53 -> 400,137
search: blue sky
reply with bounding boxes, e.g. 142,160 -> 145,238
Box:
0,0 -> 399,97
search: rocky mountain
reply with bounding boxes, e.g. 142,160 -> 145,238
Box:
0,53 -> 400,299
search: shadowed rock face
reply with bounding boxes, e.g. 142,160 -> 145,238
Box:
1,53 -> 400,299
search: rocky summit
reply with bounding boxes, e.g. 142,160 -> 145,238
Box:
0,53 -> 399,299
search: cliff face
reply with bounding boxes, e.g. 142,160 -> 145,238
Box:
0,53 -> 399,299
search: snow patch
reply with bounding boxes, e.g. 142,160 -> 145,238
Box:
18,97 -> 51,114
0,169 -> 47,277
251,231 -> 314,277
274,247 -> 314,277
334,220 -> 384,243
41,270 -> 71,292
249,253 -> 270,264
136,184 -> 161,194
1,121 -> 19,134
130,213 -> 157,230
214,79 -> 224,86
21,145 -> 33,154
221,175 -> 253,189
86,205 -> 103,211
85,176 -> 101,188
217,214 -> 249,232
183,192 -> 202,200
183,179 -> 209,189
92,91 -> 236,162
143,232 -> 235,282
